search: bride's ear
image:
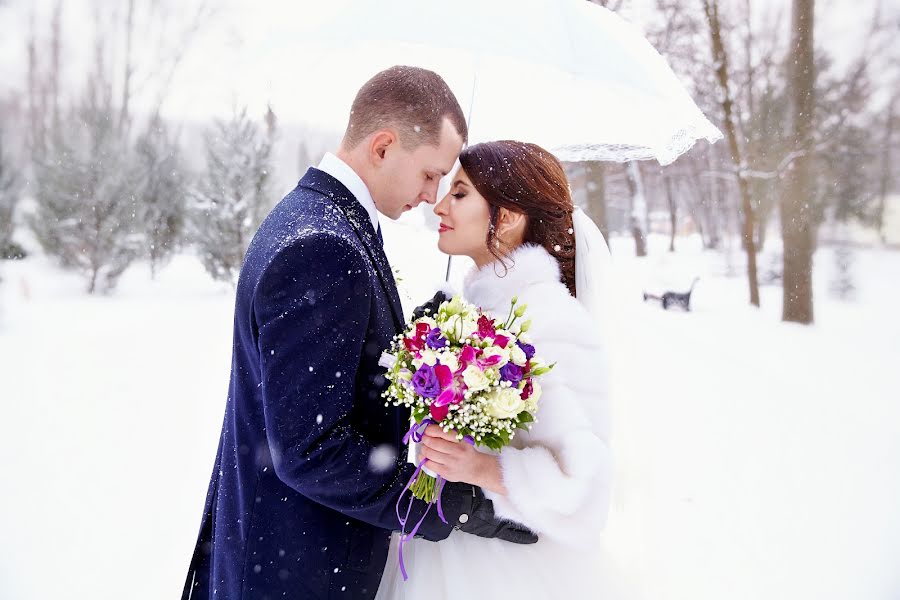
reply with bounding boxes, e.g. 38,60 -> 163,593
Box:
497,208 -> 527,243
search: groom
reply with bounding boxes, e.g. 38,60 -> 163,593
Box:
182,66 -> 536,600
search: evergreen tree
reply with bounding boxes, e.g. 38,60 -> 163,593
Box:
134,116 -> 188,277
29,80 -> 141,294
0,126 -> 22,258
189,106 -> 274,284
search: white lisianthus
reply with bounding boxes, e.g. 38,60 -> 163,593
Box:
486,387 -> 526,419
509,343 -> 528,367
481,345 -> 510,367
461,364 -> 490,392
438,350 -> 460,373
461,314 -> 479,339
412,349 -> 438,369
440,313 -> 478,343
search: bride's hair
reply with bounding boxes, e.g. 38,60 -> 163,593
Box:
458,140 -> 577,297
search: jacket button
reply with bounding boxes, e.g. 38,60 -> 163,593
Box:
458,513 -> 469,524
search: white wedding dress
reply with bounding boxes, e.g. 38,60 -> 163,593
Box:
377,214 -> 638,599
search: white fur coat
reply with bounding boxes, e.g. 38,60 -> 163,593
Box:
461,243 -> 612,548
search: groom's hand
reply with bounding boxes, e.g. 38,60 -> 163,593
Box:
445,484 -> 539,545
411,290 -> 448,321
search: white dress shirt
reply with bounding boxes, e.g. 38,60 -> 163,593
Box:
317,152 -> 380,235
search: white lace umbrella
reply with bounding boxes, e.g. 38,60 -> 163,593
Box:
278,0 -> 721,165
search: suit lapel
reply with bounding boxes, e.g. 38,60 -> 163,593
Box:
299,168 -> 406,331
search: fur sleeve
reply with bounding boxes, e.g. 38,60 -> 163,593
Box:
486,381 -> 613,548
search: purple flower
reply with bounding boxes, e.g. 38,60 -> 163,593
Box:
517,341 -> 536,360
425,327 -> 448,350
499,363 -> 524,385
411,364 -> 442,398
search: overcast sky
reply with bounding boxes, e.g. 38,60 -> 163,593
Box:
1,0 -> 895,138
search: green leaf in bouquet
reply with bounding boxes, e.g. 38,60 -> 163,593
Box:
412,405 -> 429,423
481,434 -> 503,451
515,411 -> 534,431
498,428 -> 511,445
516,411 -> 534,425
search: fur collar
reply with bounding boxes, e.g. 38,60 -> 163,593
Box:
463,243 -> 564,311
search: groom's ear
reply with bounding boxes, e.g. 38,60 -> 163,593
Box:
370,130 -> 397,162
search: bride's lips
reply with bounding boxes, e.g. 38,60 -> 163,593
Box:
438,224 -> 454,234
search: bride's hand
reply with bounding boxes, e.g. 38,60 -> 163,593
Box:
420,425 -> 507,496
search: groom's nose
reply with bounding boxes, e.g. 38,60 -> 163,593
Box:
418,189 -> 437,205
424,178 -> 443,204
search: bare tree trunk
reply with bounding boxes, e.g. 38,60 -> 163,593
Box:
780,0 -> 815,324
583,161 -> 609,243
49,0 -> 62,131
876,91 -> 897,244
26,12 -> 43,156
625,162 -> 648,256
685,154 -> 715,248
118,0 -> 136,136
664,173 -> 677,251
703,0 -> 761,306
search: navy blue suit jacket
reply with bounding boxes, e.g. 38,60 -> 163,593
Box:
182,168 -> 470,599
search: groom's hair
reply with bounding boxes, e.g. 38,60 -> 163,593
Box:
343,66 -> 468,150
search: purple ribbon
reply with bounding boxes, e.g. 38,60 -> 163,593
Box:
395,458 -> 444,581
395,421 -> 477,581
402,418 -> 434,445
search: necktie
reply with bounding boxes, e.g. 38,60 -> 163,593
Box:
376,224 -> 384,246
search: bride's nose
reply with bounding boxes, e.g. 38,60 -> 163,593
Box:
433,193 -> 450,216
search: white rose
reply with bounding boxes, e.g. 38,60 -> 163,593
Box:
509,343 -> 527,367
486,387 -> 526,419
481,345 -> 510,367
461,364 -> 490,392
438,350 -> 460,373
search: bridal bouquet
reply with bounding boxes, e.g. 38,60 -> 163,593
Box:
379,294 -> 553,575
379,294 -> 553,578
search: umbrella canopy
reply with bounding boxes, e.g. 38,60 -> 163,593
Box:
275,0 -> 721,165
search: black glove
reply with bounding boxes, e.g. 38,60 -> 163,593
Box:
449,484 -> 539,544
412,290 -> 449,321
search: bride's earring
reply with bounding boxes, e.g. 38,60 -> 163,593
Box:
494,239 -> 501,249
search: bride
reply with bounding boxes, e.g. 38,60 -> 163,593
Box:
376,140 -> 624,599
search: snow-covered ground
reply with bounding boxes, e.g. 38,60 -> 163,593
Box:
1,218 -> 898,600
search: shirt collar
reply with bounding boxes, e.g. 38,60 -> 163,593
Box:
317,152 -> 380,234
